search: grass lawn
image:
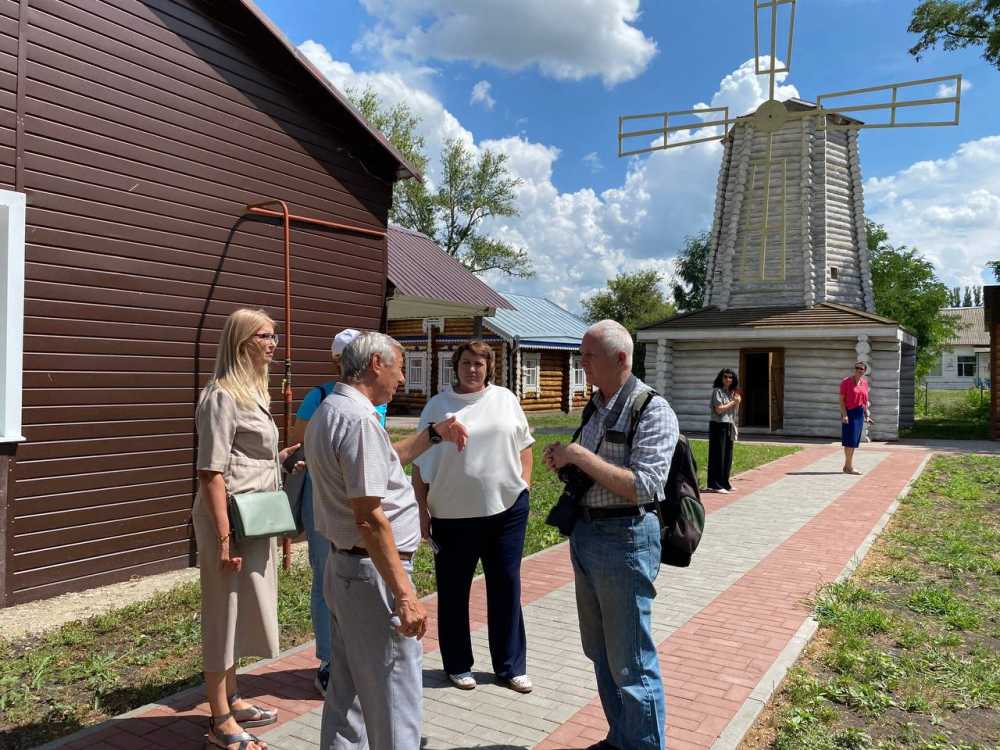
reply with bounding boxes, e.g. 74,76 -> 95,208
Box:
741,453 -> 1000,750
901,387 -> 991,440
0,433 -> 797,750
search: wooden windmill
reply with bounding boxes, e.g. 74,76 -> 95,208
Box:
618,0 -> 962,312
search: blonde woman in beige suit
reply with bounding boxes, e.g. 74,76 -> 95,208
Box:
193,308 -> 300,750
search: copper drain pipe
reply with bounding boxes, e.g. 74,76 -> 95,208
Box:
244,200 -> 388,564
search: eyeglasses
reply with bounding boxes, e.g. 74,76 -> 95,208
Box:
854,366 -> 866,372
254,333 -> 279,344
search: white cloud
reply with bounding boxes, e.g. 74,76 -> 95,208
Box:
865,135 -> 1000,287
583,152 -> 603,173
300,44 -> 812,311
355,0 -> 657,87
470,80 -> 495,110
936,78 -> 973,98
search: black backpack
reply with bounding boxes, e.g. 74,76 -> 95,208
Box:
624,391 -> 706,567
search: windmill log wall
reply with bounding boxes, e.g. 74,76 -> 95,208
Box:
644,336 -> 903,440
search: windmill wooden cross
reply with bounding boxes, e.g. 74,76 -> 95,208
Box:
618,0 -> 962,312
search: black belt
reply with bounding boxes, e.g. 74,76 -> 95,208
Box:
578,503 -> 657,522
333,543 -> 413,561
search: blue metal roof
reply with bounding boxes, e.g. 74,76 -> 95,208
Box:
484,294 -> 589,345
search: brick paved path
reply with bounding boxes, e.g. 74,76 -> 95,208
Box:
41,444 -> 929,750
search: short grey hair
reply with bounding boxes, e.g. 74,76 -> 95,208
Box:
586,319 -> 633,367
340,331 -> 401,382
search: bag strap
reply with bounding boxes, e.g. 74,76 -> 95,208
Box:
570,374 -> 640,452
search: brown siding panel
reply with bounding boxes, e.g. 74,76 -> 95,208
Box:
6,0 -> 395,604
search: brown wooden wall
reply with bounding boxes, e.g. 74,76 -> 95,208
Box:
520,349 -> 568,413
1,0 -> 397,605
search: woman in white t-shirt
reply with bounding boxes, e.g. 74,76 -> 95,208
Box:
413,340 -> 535,694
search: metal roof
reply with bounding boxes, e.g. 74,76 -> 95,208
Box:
942,307 -> 989,347
641,303 -> 905,331
238,0 -> 422,181
386,227 -> 513,317
485,294 -> 589,345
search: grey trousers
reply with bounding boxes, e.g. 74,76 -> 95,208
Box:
320,551 -> 422,750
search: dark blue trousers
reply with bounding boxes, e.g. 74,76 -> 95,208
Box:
430,490 -> 529,679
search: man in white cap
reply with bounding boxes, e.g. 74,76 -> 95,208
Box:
290,329 -> 388,695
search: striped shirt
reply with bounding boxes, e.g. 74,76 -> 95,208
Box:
579,377 -> 679,508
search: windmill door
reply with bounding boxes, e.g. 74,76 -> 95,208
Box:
738,348 -> 785,431
769,349 -> 785,431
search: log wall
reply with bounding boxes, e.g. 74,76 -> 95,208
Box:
646,336 -> 903,439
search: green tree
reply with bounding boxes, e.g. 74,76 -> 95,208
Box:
988,260 -> 1000,280
866,220 -> 959,380
963,286 -> 974,306
671,231 -> 711,312
908,1 -> 1000,70
350,88 -> 531,277
949,286 -> 962,307
583,271 -> 675,379
973,285 -> 983,305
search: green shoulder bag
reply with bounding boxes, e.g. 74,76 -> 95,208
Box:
226,458 -> 297,541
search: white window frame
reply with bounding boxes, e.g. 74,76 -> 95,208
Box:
0,190 -> 26,443
957,355 -> 976,378
522,352 -> 541,396
437,351 -> 453,393
405,350 -> 427,393
570,355 -> 586,394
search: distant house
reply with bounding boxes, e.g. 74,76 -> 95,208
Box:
926,307 -> 990,390
485,295 -> 590,413
384,227 -> 513,414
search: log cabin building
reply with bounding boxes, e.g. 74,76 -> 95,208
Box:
485,294 -> 590,414
384,225 -> 514,414
0,0 -> 420,606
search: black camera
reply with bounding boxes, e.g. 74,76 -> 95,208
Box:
545,466 -> 595,536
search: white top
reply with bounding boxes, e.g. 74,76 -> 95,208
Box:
304,382 -> 420,553
414,384 -> 534,519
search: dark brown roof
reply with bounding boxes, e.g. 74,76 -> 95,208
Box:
387,227 -> 514,311
238,0 -> 421,181
641,303 -> 902,330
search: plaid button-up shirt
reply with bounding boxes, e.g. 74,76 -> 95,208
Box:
578,378 -> 679,509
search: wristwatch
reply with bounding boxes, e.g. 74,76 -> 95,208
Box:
427,422 -> 443,444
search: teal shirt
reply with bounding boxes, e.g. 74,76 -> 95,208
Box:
297,381 -> 387,427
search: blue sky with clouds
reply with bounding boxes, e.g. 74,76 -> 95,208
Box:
257,0 -> 1000,310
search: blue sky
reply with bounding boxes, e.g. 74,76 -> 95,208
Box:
257,0 -> 1000,309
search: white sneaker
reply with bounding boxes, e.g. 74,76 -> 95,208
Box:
503,675 -> 533,693
448,672 -> 476,690
717,488 -> 730,494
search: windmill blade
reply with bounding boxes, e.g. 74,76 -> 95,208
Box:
816,74 -> 962,129
618,107 -> 732,157
754,0 -> 796,100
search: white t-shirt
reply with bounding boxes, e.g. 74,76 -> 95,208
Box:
414,384 -> 534,519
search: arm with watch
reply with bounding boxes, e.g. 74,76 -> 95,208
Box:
391,415 -> 468,466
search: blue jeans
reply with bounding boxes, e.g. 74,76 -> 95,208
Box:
301,475 -> 332,664
570,510 -> 665,750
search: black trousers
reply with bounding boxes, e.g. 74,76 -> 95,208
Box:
430,490 -> 529,679
707,421 -> 734,490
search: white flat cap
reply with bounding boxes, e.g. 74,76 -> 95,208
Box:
332,328 -> 361,356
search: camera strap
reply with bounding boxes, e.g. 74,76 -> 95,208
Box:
572,374 -> 640,454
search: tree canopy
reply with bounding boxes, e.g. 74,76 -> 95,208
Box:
582,270 -> 675,331
671,231 -> 711,312
866,220 -> 959,380
908,0 -> 1000,70
350,88 -> 532,278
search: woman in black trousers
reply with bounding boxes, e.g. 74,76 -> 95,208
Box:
707,368 -> 740,493
412,341 -> 535,693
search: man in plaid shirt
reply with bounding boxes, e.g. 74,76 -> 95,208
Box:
544,319 -> 678,750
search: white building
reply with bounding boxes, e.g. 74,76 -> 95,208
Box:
925,307 -> 990,390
